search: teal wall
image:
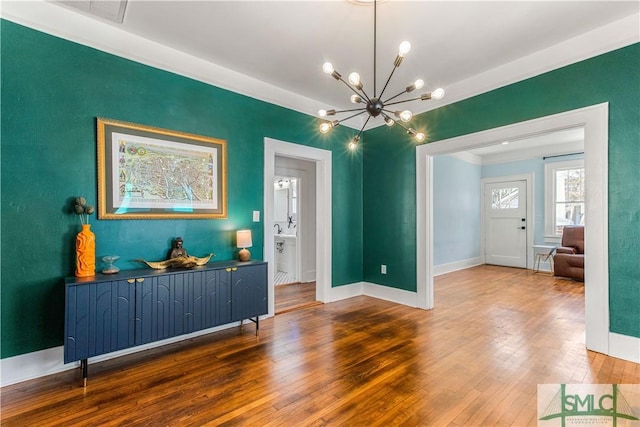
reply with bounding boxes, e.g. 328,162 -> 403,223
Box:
363,44 -> 640,338
0,21 -> 362,358
2,19 -> 638,360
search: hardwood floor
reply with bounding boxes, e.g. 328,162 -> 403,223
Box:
2,265 -> 638,426
275,281 -> 319,314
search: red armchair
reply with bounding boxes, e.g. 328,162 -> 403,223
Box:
554,225 -> 584,281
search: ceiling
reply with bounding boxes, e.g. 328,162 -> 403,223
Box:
3,1 -> 639,135
43,1 -> 639,118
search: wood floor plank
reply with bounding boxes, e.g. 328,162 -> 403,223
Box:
275,281 -> 318,314
1,265 -> 637,426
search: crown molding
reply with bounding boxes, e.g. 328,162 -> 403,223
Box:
0,0 -> 324,120
411,13 -> 639,119
2,2 -> 638,132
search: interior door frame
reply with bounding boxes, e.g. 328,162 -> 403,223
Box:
480,174 -> 534,269
264,138 -> 332,317
416,103 -> 609,354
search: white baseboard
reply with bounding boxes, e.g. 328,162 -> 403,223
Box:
434,257 -> 483,276
0,345 -> 65,388
301,270 -> 316,283
609,332 -> 640,363
362,282 -> 419,307
0,321 -> 248,387
327,282 -> 363,302
327,281 -> 418,308
434,257 -> 558,274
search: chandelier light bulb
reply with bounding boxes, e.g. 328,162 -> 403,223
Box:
384,116 -> 395,126
348,72 -> 361,86
322,62 -> 334,74
351,94 -> 362,104
398,41 -> 411,57
319,122 -> 333,134
414,79 -> 424,90
415,132 -> 426,142
396,110 -> 412,122
431,88 -> 445,100
318,109 -> 327,118
349,134 -> 361,150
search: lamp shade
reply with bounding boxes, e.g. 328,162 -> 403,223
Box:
236,230 -> 252,248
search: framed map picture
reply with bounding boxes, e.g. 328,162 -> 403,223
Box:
97,118 -> 227,219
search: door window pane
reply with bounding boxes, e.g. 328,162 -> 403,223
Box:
492,187 -> 519,209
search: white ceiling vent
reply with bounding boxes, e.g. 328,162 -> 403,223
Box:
54,0 -> 128,24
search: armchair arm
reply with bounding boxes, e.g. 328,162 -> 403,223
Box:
556,246 -> 577,254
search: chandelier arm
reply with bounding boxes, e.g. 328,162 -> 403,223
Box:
359,87 -> 372,103
382,89 -> 411,105
338,78 -> 371,102
381,108 -> 414,125
384,96 -> 424,107
393,120 -> 408,131
361,114 -> 372,131
336,109 -> 368,124
377,64 -> 399,101
333,107 -> 368,114
388,118 -> 411,133
356,116 -> 371,140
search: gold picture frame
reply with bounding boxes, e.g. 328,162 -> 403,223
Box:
97,118 -> 227,219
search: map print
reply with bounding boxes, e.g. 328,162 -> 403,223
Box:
111,132 -> 218,210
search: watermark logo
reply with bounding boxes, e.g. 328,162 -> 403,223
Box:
538,384 -> 640,426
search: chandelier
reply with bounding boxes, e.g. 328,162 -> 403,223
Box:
318,0 -> 445,150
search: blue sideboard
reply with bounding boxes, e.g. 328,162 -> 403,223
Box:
64,260 -> 267,386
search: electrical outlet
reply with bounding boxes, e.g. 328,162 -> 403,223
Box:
253,211 -> 260,222
381,264 -> 387,274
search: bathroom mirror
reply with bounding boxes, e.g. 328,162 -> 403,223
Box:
274,187 -> 288,222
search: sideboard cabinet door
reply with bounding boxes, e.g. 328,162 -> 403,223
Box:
231,264 -> 268,322
65,280 -> 135,363
135,276 -> 170,345
204,269 -> 232,328
65,283 -> 91,363
111,280 -> 136,351
172,271 -> 207,336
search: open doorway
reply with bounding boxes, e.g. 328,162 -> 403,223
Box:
273,158 -> 320,313
264,138 -> 333,318
417,104 -> 609,355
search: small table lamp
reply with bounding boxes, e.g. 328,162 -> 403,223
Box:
237,230 -> 252,261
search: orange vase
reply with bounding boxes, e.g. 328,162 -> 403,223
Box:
75,224 -> 96,277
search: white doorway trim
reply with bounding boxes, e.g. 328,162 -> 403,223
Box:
264,138 -> 332,317
480,174 -> 534,269
416,103 -> 609,355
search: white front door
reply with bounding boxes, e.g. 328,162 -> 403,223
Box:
484,179 -> 528,268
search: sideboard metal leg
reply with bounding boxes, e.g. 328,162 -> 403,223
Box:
246,316 -> 259,336
81,359 -> 88,387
